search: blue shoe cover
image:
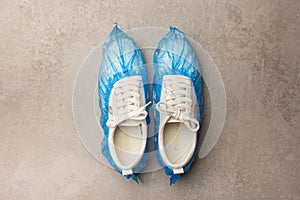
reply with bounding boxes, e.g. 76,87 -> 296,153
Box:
98,24 -> 150,183
153,27 -> 203,185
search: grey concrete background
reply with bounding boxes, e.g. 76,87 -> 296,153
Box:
0,0 -> 299,199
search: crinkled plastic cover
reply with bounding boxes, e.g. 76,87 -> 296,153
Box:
153,27 -> 203,185
98,25 -> 150,183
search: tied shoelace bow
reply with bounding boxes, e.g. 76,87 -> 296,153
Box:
106,77 -> 151,128
156,102 -> 199,132
156,78 -> 200,132
107,101 -> 151,128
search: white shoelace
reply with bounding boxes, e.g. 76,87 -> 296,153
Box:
106,77 -> 151,128
156,77 -> 200,132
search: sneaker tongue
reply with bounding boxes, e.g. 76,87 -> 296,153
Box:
119,119 -> 141,127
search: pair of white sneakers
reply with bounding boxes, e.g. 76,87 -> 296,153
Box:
98,25 -> 203,185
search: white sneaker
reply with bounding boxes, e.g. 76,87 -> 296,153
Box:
157,75 -> 199,172
106,76 -> 150,176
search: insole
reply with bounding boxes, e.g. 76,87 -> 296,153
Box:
114,125 -> 143,167
163,122 -> 195,166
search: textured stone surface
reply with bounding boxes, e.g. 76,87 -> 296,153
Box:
0,0 -> 299,199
